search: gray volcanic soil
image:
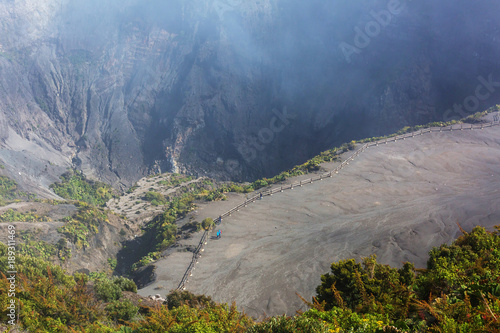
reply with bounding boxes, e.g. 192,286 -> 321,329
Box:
138,123 -> 500,318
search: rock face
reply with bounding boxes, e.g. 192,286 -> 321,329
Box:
0,0 -> 499,191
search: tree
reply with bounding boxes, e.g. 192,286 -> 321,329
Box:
315,255 -> 416,321
202,217 -> 214,230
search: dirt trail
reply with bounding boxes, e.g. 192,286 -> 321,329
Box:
138,118 -> 500,318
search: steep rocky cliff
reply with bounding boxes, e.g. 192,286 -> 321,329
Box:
0,0 -> 499,193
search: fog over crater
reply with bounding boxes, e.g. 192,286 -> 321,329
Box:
0,0 -> 499,192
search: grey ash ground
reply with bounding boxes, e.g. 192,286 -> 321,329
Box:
137,119 -> 500,318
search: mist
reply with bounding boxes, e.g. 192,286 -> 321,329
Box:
1,0 -> 499,183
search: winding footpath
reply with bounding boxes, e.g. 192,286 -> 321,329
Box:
176,117 -> 500,291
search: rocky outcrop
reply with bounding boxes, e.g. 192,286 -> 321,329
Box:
0,0 -> 499,192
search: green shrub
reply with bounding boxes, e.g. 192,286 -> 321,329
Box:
0,243 -> 110,332
0,209 -> 51,222
132,252 -> 161,271
105,300 -> 138,323
202,217 -> 214,231
229,184 -> 244,193
57,205 -> 108,249
93,276 -> 137,302
94,278 -> 122,302
205,189 -> 226,201
50,169 -> 115,206
130,300 -> 253,332
166,290 -> 215,309
463,110 -> 489,123
55,238 -> 71,261
127,184 -> 139,194
305,160 -> 320,172
144,191 -> 166,204
243,185 -> 254,193
247,314 -> 330,333
112,277 -> 137,293
252,179 -> 269,190
304,308 -> 389,333
158,224 -> 177,249
0,175 -> 24,205
315,225 -> 500,332
316,255 -> 417,321
18,234 -> 58,261
108,258 -> 117,270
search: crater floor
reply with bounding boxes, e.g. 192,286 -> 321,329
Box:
139,117 -> 500,318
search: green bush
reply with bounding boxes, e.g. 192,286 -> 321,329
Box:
94,278 -> 123,302
315,225 -> 500,332
202,217 -> 214,230
108,258 -> 117,270
304,308 -> 389,333
130,301 -> 253,332
243,185 -> 254,193
229,184 -> 244,193
463,110 -> 489,123
144,191 -> 166,204
247,314 -> 330,333
0,176 -> 17,197
113,277 -> 137,293
0,243 -> 109,332
252,179 -> 269,190
105,299 -> 138,323
93,276 -> 137,302
158,224 -> 177,249
18,235 -> 57,261
57,205 -> 108,249
127,184 -> 139,194
205,189 -> 226,201
50,169 -> 115,206
55,238 -> 71,261
305,160 -> 320,172
316,255 -> 416,321
0,175 -> 27,205
0,209 -> 51,222
132,252 -> 161,271
157,174 -> 194,188
166,290 -> 215,309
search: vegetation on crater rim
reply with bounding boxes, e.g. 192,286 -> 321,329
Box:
50,169 -> 116,207
1,224 -> 499,332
